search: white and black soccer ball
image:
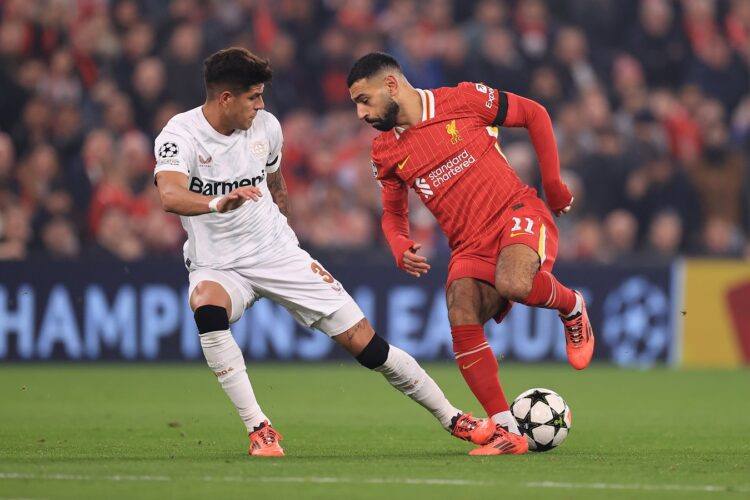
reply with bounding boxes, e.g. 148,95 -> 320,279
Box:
511,388 -> 572,452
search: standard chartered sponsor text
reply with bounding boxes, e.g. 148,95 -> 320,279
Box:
428,149 -> 476,187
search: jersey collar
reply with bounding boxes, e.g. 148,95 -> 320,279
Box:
416,88 -> 436,122
394,88 -> 436,139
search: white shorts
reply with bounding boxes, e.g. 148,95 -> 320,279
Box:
187,245 -> 364,337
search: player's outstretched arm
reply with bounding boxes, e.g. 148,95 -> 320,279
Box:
155,171 -> 262,216
502,93 -> 573,216
266,170 -> 290,219
380,183 -> 429,276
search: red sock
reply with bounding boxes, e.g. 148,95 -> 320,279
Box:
451,324 -> 509,416
523,270 -> 577,315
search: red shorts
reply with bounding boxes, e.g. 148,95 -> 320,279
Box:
446,194 -> 559,321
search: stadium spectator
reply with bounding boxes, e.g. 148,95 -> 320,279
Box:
552,26 -> 599,99
131,57 -> 168,131
576,127 -> 631,217
461,0 -> 509,53
437,28 -> 472,87
113,22 -> 156,91
627,152 -> 701,250
39,216 -> 81,259
91,205 -> 145,260
643,209 -> 685,260
725,0 -> 750,62
569,216 -> 603,261
0,133 -> 17,207
686,33 -> 749,114
685,121 -> 746,229
0,205 -> 31,260
513,0 -> 554,65
628,0 -> 688,89
603,209 -> 639,262
528,65 -> 564,116
163,23 -> 205,109
700,215 -> 745,257
471,26 -> 529,94
16,143 -> 61,212
263,32 -> 312,118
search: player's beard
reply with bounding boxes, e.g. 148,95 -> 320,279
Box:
367,98 -> 400,131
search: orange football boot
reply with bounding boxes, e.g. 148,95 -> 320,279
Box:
468,425 -> 528,456
560,291 -> 595,370
248,420 -> 284,457
450,413 -> 495,445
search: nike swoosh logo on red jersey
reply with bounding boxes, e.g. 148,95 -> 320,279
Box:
397,156 -> 410,170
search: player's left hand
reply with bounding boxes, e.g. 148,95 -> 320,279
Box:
402,242 -> 431,278
544,181 -> 574,217
218,186 -> 263,212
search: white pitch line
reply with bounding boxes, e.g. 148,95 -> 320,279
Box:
252,476 -> 490,486
0,473 -> 488,487
527,481 -> 750,494
0,473 -> 170,482
1,472 -> 748,493
0,497 -> 49,500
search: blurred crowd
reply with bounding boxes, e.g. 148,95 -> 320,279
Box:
0,0 -> 748,263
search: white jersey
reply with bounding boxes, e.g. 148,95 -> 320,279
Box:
153,107 -> 298,269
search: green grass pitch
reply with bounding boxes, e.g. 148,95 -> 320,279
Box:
1,363 -> 748,499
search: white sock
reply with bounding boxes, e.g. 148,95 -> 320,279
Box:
375,345 -> 460,430
200,329 -> 268,433
491,410 -> 521,435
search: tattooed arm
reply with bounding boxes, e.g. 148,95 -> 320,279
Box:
266,170 -> 291,220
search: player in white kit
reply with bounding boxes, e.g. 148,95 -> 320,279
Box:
153,48 -> 493,456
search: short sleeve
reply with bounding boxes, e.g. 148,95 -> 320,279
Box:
370,158 -> 384,188
371,155 -> 406,192
456,82 -> 509,126
154,131 -> 192,177
265,112 -> 283,173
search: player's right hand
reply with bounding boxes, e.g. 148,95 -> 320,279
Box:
544,181 -> 574,217
217,186 -> 263,212
402,242 -> 431,278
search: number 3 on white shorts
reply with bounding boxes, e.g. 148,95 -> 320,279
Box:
311,261 -> 335,283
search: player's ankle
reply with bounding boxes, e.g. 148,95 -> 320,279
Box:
562,291 -> 582,318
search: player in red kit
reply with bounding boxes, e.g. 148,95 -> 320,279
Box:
348,52 -> 595,456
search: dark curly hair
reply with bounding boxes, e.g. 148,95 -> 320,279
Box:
204,47 -> 272,97
347,52 -> 401,87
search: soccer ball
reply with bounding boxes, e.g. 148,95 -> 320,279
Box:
511,388 -> 572,452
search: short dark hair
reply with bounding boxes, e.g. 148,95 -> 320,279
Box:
346,52 -> 401,87
204,47 -> 272,97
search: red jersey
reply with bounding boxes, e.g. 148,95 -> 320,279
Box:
371,83 -> 566,267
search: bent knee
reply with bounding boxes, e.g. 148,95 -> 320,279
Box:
189,281 -> 231,312
495,274 -> 533,303
446,279 -> 485,326
332,317 -> 375,356
447,304 -> 482,326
